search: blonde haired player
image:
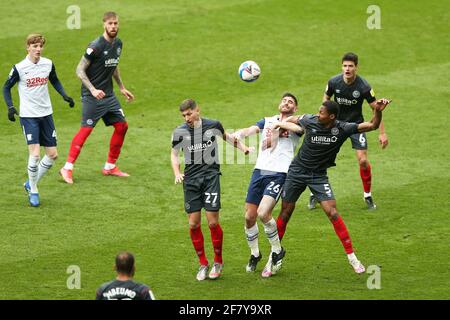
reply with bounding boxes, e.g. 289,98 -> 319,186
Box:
3,33 -> 74,206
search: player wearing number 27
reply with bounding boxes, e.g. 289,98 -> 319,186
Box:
171,99 -> 251,281
275,98 -> 391,274
231,93 -> 303,278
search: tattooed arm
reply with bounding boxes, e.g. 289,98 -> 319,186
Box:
76,56 -> 105,100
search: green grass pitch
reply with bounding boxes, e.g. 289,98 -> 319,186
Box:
0,0 -> 449,299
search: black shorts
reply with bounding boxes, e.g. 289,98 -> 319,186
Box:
281,166 -> 335,203
81,95 -> 126,127
183,174 -> 221,213
349,132 -> 368,150
20,115 -> 57,147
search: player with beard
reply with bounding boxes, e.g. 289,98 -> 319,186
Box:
60,11 -> 134,184
232,93 -> 303,277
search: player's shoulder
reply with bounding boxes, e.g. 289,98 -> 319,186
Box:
298,113 -> 317,126
266,114 -> 280,122
328,73 -> 343,84
39,57 -> 53,66
15,57 -> 30,70
174,123 -> 189,132
355,75 -> 371,89
97,279 -> 116,292
203,118 -> 222,127
133,281 -> 150,292
302,113 -> 317,121
88,36 -> 105,49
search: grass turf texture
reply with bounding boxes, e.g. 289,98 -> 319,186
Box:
0,0 -> 449,299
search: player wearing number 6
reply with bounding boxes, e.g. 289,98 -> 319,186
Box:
171,99 -> 251,281
275,98 -> 391,274
231,93 -> 303,278
60,12 -> 134,184
309,52 -> 388,210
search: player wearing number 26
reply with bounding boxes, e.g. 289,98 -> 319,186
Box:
230,93 -> 303,278
171,99 -> 251,281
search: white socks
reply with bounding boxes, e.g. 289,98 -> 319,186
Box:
28,155 -> 40,193
245,224 -> 260,257
263,218 -> 281,254
104,162 -> 116,170
347,252 -> 358,263
37,155 -> 54,182
246,219 -> 282,257
64,162 -> 74,170
364,192 -> 372,198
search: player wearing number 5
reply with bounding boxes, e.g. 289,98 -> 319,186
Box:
309,52 -> 388,210
60,12 -> 134,184
275,99 -> 391,274
231,93 -> 303,278
171,99 -> 251,281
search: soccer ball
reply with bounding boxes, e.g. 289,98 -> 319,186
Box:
238,60 -> 261,82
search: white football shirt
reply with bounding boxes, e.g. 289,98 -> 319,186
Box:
254,115 -> 301,173
13,56 -> 54,117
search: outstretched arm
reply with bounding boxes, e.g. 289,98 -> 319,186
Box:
357,98 -> 391,133
223,132 -> 253,154
233,125 -> 260,140
113,67 -> 134,102
171,148 -> 184,184
273,120 -> 304,134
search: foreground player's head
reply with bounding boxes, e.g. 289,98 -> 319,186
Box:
115,251 -> 135,278
318,100 -> 339,125
279,93 -> 298,115
179,99 -> 201,128
341,52 -> 358,81
103,11 -> 119,39
26,34 -> 45,62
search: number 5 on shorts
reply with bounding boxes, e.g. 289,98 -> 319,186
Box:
324,184 -> 332,198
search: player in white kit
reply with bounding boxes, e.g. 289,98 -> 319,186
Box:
2,34 -> 74,207
232,93 -> 303,277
